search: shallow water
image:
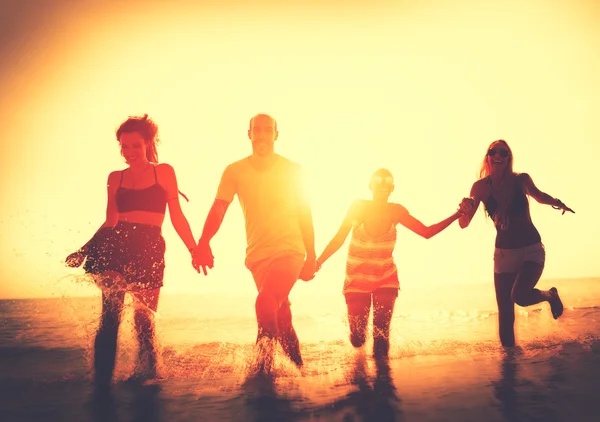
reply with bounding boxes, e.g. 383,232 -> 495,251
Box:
1,277 -> 599,421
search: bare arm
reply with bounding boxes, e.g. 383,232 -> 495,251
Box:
66,172 -> 119,266
398,204 -> 462,239
294,165 -> 317,281
162,164 -> 196,252
520,173 -> 575,214
81,172 -> 120,250
296,166 -> 316,259
198,199 -> 230,246
299,203 -> 316,258
198,165 -> 236,246
193,165 -> 236,275
316,201 -> 358,268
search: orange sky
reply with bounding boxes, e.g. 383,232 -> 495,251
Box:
1,0 -> 599,299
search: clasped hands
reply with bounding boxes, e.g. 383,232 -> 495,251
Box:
458,197 -> 476,215
191,242 -> 214,276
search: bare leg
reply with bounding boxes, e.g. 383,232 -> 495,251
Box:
94,288 -> 125,390
132,288 -> 160,379
253,255 -> 301,373
253,290 -> 278,374
511,261 -> 563,319
345,293 -> 371,348
372,289 -> 397,358
494,273 -> 517,347
277,301 -> 303,368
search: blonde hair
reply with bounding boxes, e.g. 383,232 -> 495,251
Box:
478,140 -> 521,229
479,139 -> 513,180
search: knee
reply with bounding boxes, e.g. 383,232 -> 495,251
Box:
350,330 -> 367,348
511,290 -> 527,307
372,325 -> 390,340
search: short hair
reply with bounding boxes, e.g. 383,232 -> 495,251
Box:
249,113 -> 277,131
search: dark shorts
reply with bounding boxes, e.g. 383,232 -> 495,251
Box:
83,221 -> 166,290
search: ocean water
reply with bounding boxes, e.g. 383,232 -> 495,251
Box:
1,277 -> 599,422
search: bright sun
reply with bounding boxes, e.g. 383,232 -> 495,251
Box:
1,0 -> 598,301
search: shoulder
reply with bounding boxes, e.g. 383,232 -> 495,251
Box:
154,163 -> 176,179
344,200 -> 366,223
277,155 -> 302,171
349,199 -> 368,215
471,177 -> 489,197
515,172 -> 534,191
231,156 -> 250,167
391,202 -> 409,216
155,162 -> 174,173
226,157 -> 250,173
218,159 -> 247,186
473,177 -> 489,189
106,171 -> 123,192
107,170 -> 122,183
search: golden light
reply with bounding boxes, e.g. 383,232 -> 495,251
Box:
1,0 -> 599,309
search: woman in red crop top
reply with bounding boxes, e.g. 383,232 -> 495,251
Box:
65,114 -> 197,392
458,140 -> 574,347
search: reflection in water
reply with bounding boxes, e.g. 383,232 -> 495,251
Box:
90,381 -> 162,422
493,348 -> 519,422
132,383 -> 161,422
493,346 -> 567,422
241,371 -> 300,422
324,352 -> 403,422
91,388 -> 117,422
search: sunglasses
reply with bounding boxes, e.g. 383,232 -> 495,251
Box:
487,148 -> 510,158
372,175 -> 394,185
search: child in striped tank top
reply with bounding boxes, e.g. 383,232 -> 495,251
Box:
316,168 -> 463,358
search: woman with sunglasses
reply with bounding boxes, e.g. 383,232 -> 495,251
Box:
315,168 -> 463,358
458,139 -> 574,347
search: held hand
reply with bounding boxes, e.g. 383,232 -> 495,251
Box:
315,259 -> 323,272
298,256 -> 317,282
458,197 -> 476,215
65,251 -> 86,268
192,243 -> 214,276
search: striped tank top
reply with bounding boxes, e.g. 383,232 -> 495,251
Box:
343,222 -> 399,294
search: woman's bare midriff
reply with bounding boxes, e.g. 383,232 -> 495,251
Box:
117,211 -> 165,228
494,214 -> 541,249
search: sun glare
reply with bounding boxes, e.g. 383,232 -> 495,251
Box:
1,0 -> 599,301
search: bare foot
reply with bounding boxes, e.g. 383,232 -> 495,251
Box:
549,287 -> 564,319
